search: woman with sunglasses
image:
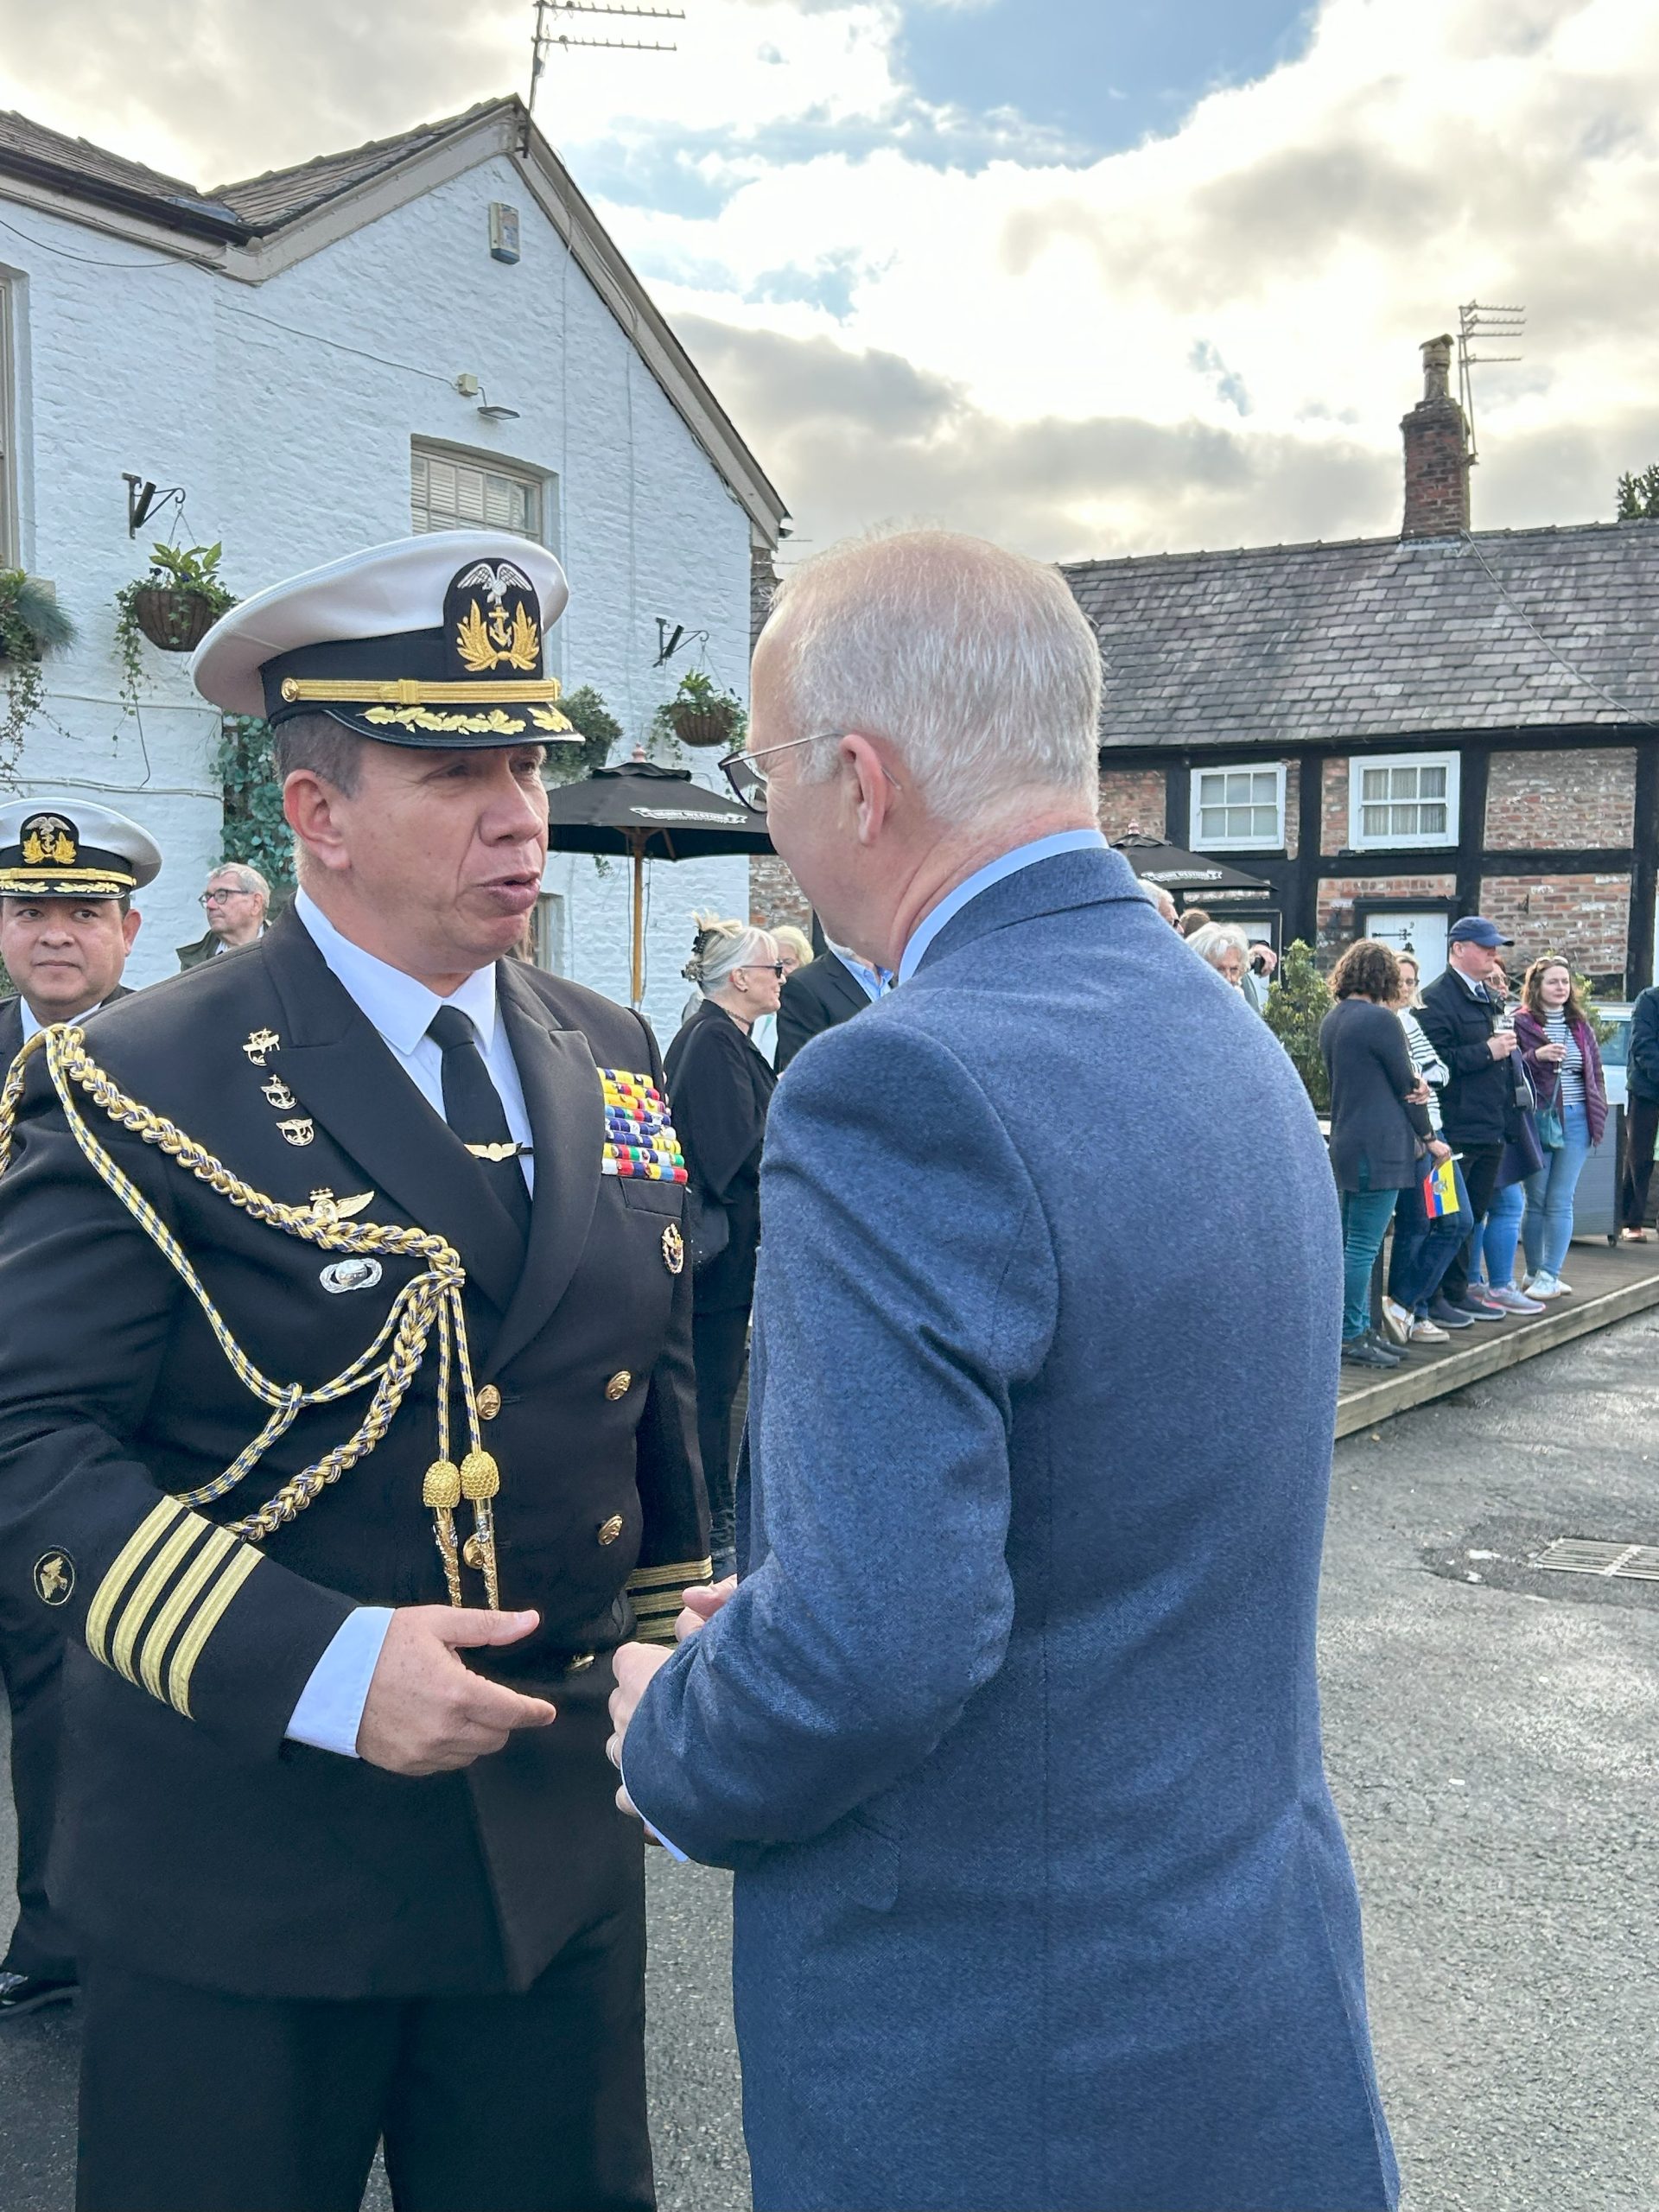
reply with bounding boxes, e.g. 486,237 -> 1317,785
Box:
664,916 -> 784,1578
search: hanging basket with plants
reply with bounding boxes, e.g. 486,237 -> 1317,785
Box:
545,684 -> 624,785
657,668 -> 747,750
0,570 -> 76,775
115,542 -> 238,706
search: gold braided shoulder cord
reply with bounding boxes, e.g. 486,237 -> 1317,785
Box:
0,1027 -> 500,1605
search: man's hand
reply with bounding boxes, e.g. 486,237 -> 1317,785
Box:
1488,1030 -> 1519,1059
356,1606 -> 556,1777
1405,1078 -> 1433,1105
1427,1139 -> 1452,1161
607,1641 -> 672,1818
677,1575 -> 738,1643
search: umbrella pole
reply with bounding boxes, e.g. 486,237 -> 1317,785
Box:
631,839 -> 645,1009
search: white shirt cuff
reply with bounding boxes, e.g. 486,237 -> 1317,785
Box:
284,1605 -> 396,1759
620,1738 -> 689,1862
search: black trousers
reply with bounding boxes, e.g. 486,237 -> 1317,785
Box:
76,1897 -> 653,2212
692,1303 -> 749,1564
1438,1141 -> 1504,1304
0,1612 -> 73,1980
1621,1096 -> 1659,1229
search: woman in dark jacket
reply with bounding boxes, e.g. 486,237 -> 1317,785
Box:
664,917 -> 782,1576
1320,939 -> 1441,1370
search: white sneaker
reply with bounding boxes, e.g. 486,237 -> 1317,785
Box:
1526,1272 -> 1563,1299
1380,1297 -> 1413,1345
1488,1285 -> 1545,1313
1408,1316 -> 1450,1342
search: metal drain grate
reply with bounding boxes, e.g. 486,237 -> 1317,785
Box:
1532,1538 -> 1659,1581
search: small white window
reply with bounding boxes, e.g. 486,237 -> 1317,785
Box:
411,443 -> 542,540
531,891 -> 566,975
1190,763 -> 1286,851
1349,753 -> 1459,849
0,277 -> 16,567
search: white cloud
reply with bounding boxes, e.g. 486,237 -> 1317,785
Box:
2,0 -> 1656,557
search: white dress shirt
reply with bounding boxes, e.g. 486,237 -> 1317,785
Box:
283,891 -> 533,1758
19,1000 -> 39,1044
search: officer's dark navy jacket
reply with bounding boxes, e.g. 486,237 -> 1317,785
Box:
0,912 -> 706,1997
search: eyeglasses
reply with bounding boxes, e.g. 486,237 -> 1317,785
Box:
734,962 -> 786,979
200,887 -> 252,906
719,732 -> 842,815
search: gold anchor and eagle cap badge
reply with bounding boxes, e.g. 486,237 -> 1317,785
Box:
188,530 -> 580,750
0,798 -> 162,901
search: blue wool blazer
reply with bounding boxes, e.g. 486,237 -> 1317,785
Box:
624,849 -> 1400,2212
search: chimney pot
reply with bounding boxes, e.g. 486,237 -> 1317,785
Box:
1401,332 -> 1470,539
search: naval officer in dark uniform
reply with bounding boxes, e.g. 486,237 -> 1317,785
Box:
0,534 -> 707,2210
0,796 -> 159,2019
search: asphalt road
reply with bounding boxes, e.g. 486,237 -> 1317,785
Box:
3,1312 -> 1656,2211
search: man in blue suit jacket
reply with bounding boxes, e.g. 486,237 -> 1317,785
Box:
609,531 -> 1398,2212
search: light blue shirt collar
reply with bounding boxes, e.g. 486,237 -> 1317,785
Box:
897,830 -> 1107,985
827,942 -> 889,1002
295,887 -> 499,1055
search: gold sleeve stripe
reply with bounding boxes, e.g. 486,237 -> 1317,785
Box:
627,1557 -> 714,1595
137,1526 -> 238,1702
167,1545 -> 264,1720
85,1498 -> 185,1667
111,1515 -> 210,1684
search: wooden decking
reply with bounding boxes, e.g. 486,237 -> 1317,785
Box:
1335,1238 -> 1659,1438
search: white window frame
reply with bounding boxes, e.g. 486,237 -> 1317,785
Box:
410,439 -> 552,548
0,276 -> 16,568
1189,761 -> 1287,852
1348,751 -> 1460,851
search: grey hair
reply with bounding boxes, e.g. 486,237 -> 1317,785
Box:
683,912 -> 779,995
207,861 -> 270,901
1135,878 -> 1177,919
758,529 -> 1103,827
1185,922 -> 1249,971
273,711 -> 365,797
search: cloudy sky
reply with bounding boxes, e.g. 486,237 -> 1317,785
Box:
1,0 -> 1655,560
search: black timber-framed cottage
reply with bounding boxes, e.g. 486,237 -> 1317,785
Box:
1069,338 -> 1659,995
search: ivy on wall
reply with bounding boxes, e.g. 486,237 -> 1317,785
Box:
214,715 -> 293,897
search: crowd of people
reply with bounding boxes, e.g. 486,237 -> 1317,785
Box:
1318,920 -> 1609,1370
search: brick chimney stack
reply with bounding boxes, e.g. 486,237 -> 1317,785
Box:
1400,334 -> 1471,539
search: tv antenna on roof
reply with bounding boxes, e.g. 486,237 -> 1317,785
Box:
1457,301 -> 1525,467
527,0 -> 684,122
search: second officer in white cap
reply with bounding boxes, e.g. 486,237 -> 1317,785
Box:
0,797 -> 161,1065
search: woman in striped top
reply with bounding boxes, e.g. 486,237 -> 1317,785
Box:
1382,954 -> 1477,1343
1514,957 -> 1608,1299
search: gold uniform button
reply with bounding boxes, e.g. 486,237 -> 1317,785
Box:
476,1385 -> 502,1421
598,1514 -> 626,1547
605,1370 -> 632,1402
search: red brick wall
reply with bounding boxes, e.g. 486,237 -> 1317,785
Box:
1478,874 -> 1630,987
1316,874 -> 1457,963
1484,747 -> 1636,850
749,854 -> 812,931
1097,766 -> 1166,841
1321,759 -> 1348,855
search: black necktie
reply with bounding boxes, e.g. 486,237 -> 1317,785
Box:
427,1006 -> 532,1243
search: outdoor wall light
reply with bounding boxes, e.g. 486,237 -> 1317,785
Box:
477,401 -> 521,423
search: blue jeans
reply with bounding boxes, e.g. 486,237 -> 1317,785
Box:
1388,1156 -> 1471,1314
1475,1179 -> 1526,1290
1522,1098 -> 1592,1278
1339,1185 -> 1401,1341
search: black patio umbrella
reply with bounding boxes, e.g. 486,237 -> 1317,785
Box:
542,760 -> 774,1005
1109,833 -> 1273,896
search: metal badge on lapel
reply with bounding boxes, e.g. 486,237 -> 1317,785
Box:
321,1257 -> 383,1295
277,1118 -> 315,1148
662,1222 -> 684,1275
261,1077 -> 297,1111
307,1188 -> 375,1226
243,1029 -> 281,1067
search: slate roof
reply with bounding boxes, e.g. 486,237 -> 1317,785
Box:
0,98 -> 508,238
1064,522 -> 1659,753
212,100 -> 504,229
0,109 -> 241,232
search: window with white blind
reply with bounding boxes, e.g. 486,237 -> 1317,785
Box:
1190,762 -> 1286,851
0,278 -> 16,566
410,443 -> 544,541
1349,753 -> 1459,849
